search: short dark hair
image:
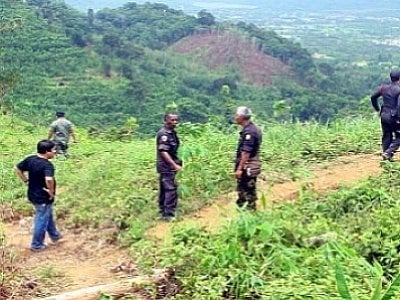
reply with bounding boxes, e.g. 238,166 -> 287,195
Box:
56,111 -> 65,117
37,140 -> 55,154
164,112 -> 178,121
390,70 -> 400,82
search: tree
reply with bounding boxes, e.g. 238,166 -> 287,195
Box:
0,20 -> 21,114
88,8 -> 94,26
103,33 -> 121,48
102,60 -> 112,78
125,78 -> 148,114
197,10 -> 215,26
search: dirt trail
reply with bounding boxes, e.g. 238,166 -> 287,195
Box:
148,153 -> 382,239
3,223 -> 139,299
2,153 -> 382,298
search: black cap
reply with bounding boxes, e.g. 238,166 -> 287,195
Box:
390,70 -> 400,82
56,111 -> 65,117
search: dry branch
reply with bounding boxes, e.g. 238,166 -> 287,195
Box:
37,269 -> 169,300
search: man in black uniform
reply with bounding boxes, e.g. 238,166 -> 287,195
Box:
156,113 -> 182,221
371,70 -> 400,160
234,106 -> 262,210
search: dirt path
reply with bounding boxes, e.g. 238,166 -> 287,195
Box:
3,223 -> 141,299
2,153 -> 382,298
148,153 -> 382,239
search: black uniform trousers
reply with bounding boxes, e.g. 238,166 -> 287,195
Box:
381,115 -> 400,156
158,172 -> 178,217
236,172 -> 257,210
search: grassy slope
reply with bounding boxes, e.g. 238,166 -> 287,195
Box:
146,163 -> 400,299
1,114 -> 380,233
1,113 -> 388,297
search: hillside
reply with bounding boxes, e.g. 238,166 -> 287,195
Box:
5,113 -> 400,298
171,31 -> 291,86
2,152 -> 385,298
1,0 -> 360,133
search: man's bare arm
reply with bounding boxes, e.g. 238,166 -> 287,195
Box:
160,151 -> 181,171
44,176 -> 55,198
70,129 -> 77,143
48,130 -> 54,140
14,167 -> 28,183
237,151 -> 250,171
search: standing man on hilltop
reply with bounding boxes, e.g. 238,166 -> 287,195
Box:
15,140 -> 63,252
48,111 -> 77,157
156,112 -> 182,221
371,70 -> 400,160
234,106 -> 262,210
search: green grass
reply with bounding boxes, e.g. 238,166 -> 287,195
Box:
1,114 -> 380,236
0,113 -> 388,298
134,163 -> 400,299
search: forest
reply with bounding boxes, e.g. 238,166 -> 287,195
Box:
0,0 -> 375,134
3,0 -> 400,299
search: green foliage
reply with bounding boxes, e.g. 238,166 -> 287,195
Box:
327,244 -> 400,300
123,119 -> 400,298
0,110 -> 389,298
0,0 -> 367,133
1,113 -> 380,237
237,22 -> 316,79
138,162 -> 400,298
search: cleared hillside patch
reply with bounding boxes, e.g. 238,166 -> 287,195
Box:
171,31 -> 292,86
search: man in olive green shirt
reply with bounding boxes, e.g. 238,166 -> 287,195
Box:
48,111 -> 77,157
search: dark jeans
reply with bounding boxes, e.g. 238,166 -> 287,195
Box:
158,172 -> 178,217
32,203 -> 61,250
236,173 -> 257,210
381,116 -> 400,156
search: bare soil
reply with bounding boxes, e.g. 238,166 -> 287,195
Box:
2,153 -> 382,299
148,153 -> 382,239
171,31 -> 291,86
2,223 -> 139,299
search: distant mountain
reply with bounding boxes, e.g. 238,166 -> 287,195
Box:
65,0 -> 394,14
2,0 -> 362,132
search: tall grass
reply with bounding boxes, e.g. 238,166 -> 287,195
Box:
136,163 -> 400,299
0,114 -> 386,298
1,114 -> 380,236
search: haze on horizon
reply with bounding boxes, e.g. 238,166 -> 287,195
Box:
65,0 -> 395,14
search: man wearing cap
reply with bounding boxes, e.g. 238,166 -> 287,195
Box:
371,70 -> 400,160
156,112 -> 182,221
234,106 -> 262,210
48,111 -> 77,157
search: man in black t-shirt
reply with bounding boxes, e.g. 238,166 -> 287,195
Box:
15,140 -> 63,252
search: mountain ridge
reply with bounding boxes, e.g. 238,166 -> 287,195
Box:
2,0 -> 357,133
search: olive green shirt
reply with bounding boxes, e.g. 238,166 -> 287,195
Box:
50,118 -> 73,142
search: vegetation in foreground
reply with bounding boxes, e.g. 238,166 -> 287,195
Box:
1,113 -> 382,298
133,162 -> 400,299
1,113 -> 379,232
